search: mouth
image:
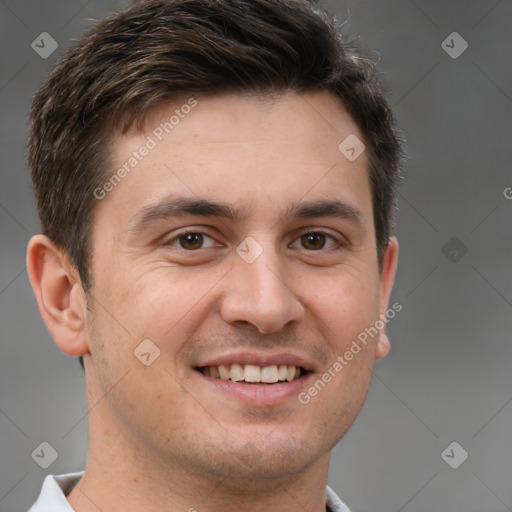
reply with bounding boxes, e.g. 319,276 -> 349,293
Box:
192,353 -> 316,405
194,364 -> 308,385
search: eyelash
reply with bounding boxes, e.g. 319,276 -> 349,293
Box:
164,229 -> 344,252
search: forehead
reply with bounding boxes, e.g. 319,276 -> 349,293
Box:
100,91 -> 373,231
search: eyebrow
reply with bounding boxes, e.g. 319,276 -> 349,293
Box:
128,196 -> 365,235
285,199 -> 364,226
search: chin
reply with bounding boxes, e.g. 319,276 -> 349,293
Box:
178,430 -> 331,492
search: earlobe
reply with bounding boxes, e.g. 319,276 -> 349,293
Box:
27,235 -> 89,357
375,332 -> 390,359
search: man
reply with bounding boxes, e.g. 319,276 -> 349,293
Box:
26,0 -> 403,510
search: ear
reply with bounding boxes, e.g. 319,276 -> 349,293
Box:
375,236 -> 399,360
27,235 -> 90,357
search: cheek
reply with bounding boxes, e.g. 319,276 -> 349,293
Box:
84,290 -> 192,438
96,263 -> 227,357
299,265 -> 381,344
297,266 -> 380,404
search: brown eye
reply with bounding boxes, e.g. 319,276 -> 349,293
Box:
289,231 -> 339,252
166,231 -> 218,251
178,233 -> 204,250
301,233 -> 327,250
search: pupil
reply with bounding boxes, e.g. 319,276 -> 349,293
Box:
302,233 -> 325,250
181,233 -> 203,249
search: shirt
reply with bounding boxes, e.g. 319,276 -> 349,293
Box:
28,472 -> 351,512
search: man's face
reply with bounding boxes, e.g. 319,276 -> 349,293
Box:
84,91 -> 396,487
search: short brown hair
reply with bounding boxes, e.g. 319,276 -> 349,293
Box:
28,0 -> 404,293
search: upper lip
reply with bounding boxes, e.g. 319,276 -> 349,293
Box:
195,352 -> 315,372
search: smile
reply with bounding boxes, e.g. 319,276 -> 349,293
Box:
196,364 -> 307,384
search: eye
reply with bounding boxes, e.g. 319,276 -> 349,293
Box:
289,232 -> 340,251
167,232 -> 218,250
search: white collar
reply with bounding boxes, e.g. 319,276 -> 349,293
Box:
28,472 -> 84,511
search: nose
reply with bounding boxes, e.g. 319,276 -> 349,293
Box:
220,244 -> 304,334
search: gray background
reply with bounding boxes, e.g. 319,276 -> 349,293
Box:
1,1 -> 511,511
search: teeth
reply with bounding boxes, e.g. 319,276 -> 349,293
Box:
200,363 -> 304,383
261,365 -> 279,383
218,364 -> 230,380
230,364 -> 244,382
244,364 -> 261,382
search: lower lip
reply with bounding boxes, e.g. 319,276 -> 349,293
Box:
195,371 -> 314,406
